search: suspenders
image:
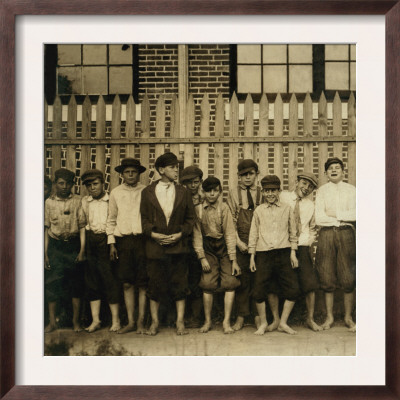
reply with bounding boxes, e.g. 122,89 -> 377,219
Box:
237,186 -> 261,208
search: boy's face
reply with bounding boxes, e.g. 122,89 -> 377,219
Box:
85,178 -> 105,199
326,163 -> 344,184
238,169 -> 257,187
122,167 -> 140,186
262,187 -> 280,205
55,178 -> 73,199
204,186 -> 221,204
160,163 -> 179,182
295,178 -> 315,198
183,177 -> 202,195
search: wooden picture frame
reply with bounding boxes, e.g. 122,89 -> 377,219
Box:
1,1 -> 399,398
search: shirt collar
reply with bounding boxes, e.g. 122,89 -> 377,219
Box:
266,200 -> 281,208
238,182 -> 258,191
87,193 -> 109,202
54,193 -> 73,201
123,182 -> 139,189
158,180 -> 174,188
203,200 -> 219,209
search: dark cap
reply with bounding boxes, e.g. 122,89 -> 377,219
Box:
202,176 -> 221,192
81,169 -> 104,185
238,159 -> 259,175
181,166 -> 203,182
324,157 -> 344,171
155,152 -> 179,171
297,172 -> 318,188
260,175 -> 281,189
54,168 -> 75,183
115,158 -> 146,174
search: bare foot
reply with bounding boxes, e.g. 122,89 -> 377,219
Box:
199,322 -> 212,333
344,317 -> 356,333
322,316 -> 334,330
44,323 -> 58,333
223,322 -> 235,334
232,316 -> 244,331
266,319 -> 280,332
278,323 -> 297,335
73,323 -> 83,333
254,316 -> 261,329
145,323 -> 159,336
254,323 -> 268,336
176,321 -> 188,336
85,321 -> 101,333
136,323 -> 146,335
306,318 -> 323,332
118,323 -> 135,334
109,322 -> 121,332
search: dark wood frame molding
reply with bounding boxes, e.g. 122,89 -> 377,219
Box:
1,1 -> 399,398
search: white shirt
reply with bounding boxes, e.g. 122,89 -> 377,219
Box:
315,181 -> 356,227
155,181 -> 176,226
82,193 -> 109,234
280,191 -> 317,246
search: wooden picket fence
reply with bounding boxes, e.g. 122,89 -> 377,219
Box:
44,91 -> 356,193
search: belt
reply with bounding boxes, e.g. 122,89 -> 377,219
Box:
320,225 -> 354,231
51,234 -> 79,242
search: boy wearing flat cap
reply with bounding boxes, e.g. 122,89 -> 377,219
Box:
44,168 -> 86,332
248,175 -> 300,335
227,159 -> 262,331
181,166 -> 204,328
315,157 -> 356,332
280,172 -> 322,331
81,169 -> 120,333
193,177 -> 241,334
141,152 -> 196,336
106,158 -> 148,334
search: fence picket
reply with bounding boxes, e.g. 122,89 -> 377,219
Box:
81,95 -> 92,182
333,92 -> 343,157
110,95 -> 121,190
258,93 -> 269,176
184,94 -> 195,167
348,92 -> 356,185
52,96 -> 62,174
140,94 -> 150,184
274,94 -> 284,181
170,94 -> 180,156
288,94 -> 298,190
229,92 -> 239,189
66,95 -> 77,172
96,96 -> 106,175
126,95 -> 136,158
303,93 -> 313,173
155,94 -> 166,168
318,92 -> 328,185
244,94 -> 254,159
214,93 -> 225,180
199,94 -> 210,177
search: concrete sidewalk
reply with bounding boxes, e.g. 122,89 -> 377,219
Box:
44,323 -> 356,356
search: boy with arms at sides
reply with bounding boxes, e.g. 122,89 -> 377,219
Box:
106,158 -> 148,334
181,166 -> 204,328
81,169 -> 121,333
44,168 -> 86,332
227,159 -> 262,331
193,177 -> 241,334
141,152 -> 196,336
280,172 -> 322,331
315,157 -> 356,332
249,175 -> 300,335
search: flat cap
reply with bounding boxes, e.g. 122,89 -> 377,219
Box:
324,157 -> 344,171
181,166 -> 203,182
297,172 -> 318,188
238,159 -> 258,175
115,158 -> 146,174
260,175 -> 281,189
155,152 -> 179,170
81,169 -> 104,185
202,176 -> 221,192
54,168 -> 75,183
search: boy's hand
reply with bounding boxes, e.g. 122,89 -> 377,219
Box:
44,254 -> 51,270
110,243 -> 118,261
161,232 -> 182,245
200,257 -> 211,273
151,232 -> 169,245
236,239 -> 248,253
290,250 -> 299,269
250,255 -> 256,272
231,260 -> 241,276
76,251 -> 85,263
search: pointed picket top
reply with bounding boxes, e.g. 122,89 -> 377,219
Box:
126,95 -> 136,139
52,95 -> 62,139
318,91 -> 327,137
67,95 -> 77,139
303,92 -> 313,136
333,91 -> 342,136
274,93 -> 283,137
318,91 -> 327,116
141,94 -> 150,137
155,94 -> 165,138
229,92 -> 239,137
185,93 -> 195,138
244,93 -> 254,138
288,93 -> 298,137
215,93 -> 225,138
96,95 -> 106,139
200,93 -> 210,138
111,95 -> 122,139
348,91 -> 356,137
259,93 -> 269,137
82,95 -> 92,139
170,94 -> 180,138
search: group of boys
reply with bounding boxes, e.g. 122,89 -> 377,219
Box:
44,152 -> 356,336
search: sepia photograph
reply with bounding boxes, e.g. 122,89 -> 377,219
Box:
43,42 -> 357,357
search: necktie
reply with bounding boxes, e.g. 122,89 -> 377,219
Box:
294,197 -> 302,238
246,187 -> 255,211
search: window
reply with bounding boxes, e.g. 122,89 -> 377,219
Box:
325,45 -> 356,91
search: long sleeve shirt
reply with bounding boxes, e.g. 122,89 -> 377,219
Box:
81,193 -> 109,234
280,191 -> 317,246
106,183 -> 145,244
315,181 -> 356,227
192,200 -> 237,261
247,201 -> 298,254
155,180 -> 176,226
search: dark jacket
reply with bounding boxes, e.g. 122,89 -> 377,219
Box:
141,181 -> 195,259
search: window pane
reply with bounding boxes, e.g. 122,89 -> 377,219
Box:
325,62 -> 349,90
58,45 -> 81,65
263,45 -> 287,64
109,44 -> 132,64
109,67 -> 133,94
263,65 -> 287,93
325,45 -> 349,61
288,45 -> 312,63
350,62 -> 356,90
237,45 -> 261,64
237,65 -> 261,93
57,67 -> 82,94
83,67 -> 108,94
83,45 -> 107,65
350,45 -> 356,61
289,65 -> 313,93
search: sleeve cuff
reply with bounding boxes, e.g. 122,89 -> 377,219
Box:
197,251 -> 205,260
248,248 -> 256,255
107,235 -> 116,245
291,244 -> 298,250
229,254 -> 236,261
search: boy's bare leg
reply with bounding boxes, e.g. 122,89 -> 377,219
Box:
109,303 -> 120,332
146,299 -> 159,336
118,283 -> 135,334
45,301 -> 58,333
72,297 -> 82,332
199,292 -> 213,333
278,300 -> 297,335
232,316 -> 244,331
267,294 -> 280,332
223,291 -> 235,334
322,292 -> 335,330
305,292 -> 322,331
86,300 -> 101,332
254,302 -> 268,335
136,288 -> 147,334
344,291 -> 356,332
176,299 -> 188,335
